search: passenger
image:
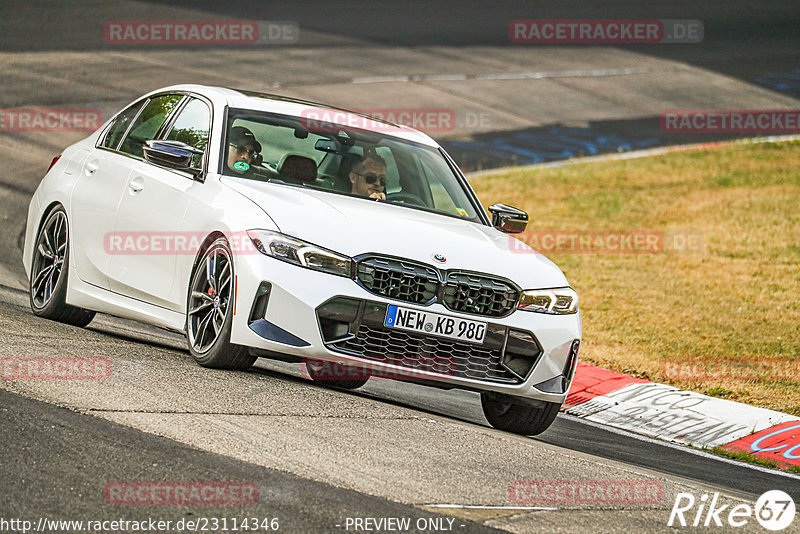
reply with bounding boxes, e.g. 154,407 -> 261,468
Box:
348,153 -> 387,201
227,126 -> 261,175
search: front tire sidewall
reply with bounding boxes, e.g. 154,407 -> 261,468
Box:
481,391 -> 561,436
187,238 -> 254,370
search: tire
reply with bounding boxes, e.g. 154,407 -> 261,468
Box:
304,359 -> 369,390
187,237 -> 255,370
481,391 -> 561,436
29,206 -> 95,327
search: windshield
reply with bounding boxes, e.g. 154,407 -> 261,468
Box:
221,108 -> 482,221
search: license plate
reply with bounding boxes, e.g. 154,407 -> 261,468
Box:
384,305 -> 487,344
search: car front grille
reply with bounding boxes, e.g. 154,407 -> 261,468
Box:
355,256 -> 519,318
331,324 -> 520,383
443,272 -> 519,317
356,257 -> 439,305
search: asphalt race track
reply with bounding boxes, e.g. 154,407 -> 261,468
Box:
1,2 -> 799,533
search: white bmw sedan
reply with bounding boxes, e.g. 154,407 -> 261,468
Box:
23,85 -> 580,435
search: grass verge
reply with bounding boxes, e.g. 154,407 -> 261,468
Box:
471,141 -> 800,416
710,446 -> 781,469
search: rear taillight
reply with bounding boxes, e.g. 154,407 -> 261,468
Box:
47,155 -> 61,172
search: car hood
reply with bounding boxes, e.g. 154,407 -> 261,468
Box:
222,178 -> 569,289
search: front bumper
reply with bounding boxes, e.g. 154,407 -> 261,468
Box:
230,252 -> 581,404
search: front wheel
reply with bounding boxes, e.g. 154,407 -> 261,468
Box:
187,237 -> 255,370
481,391 -> 561,436
29,206 -> 95,327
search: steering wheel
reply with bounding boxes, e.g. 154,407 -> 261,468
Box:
387,191 -> 426,207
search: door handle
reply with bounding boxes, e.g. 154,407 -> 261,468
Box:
85,161 -> 99,175
128,177 -> 144,193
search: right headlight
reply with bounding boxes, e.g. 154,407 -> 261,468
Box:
517,287 -> 578,315
246,229 -> 353,278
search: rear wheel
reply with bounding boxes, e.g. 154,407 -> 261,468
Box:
304,359 -> 369,390
29,206 -> 95,327
481,391 -> 561,436
187,237 -> 255,370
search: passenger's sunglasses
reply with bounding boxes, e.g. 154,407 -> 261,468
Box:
353,171 -> 386,187
230,144 -> 257,157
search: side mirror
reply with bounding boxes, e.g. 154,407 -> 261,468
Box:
489,203 -> 528,234
143,140 -> 204,178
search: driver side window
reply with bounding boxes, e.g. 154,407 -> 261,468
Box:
119,94 -> 183,158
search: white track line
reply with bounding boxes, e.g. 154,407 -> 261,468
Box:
352,68 -> 647,84
475,68 -> 648,81
424,504 -> 557,511
421,74 -> 469,81
352,75 -> 412,83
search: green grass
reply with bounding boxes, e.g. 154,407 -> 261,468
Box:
704,387 -> 736,399
711,447 -> 781,469
471,141 -> 800,415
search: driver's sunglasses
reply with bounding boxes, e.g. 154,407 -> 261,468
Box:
353,171 -> 386,187
230,144 -> 257,157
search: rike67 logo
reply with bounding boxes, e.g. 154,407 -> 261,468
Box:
668,490 -> 795,530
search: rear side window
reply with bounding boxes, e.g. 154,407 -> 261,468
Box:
101,101 -> 144,150
165,98 -> 211,168
119,94 -> 183,158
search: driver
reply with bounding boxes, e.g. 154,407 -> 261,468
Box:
348,153 -> 387,201
227,126 -> 261,175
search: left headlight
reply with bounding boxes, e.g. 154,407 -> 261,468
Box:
247,229 -> 353,277
517,287 -> 578,315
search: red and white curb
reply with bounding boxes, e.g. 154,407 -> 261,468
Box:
562,362 -> 800,471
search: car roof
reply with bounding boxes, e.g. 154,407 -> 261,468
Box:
148,84 -> 441,148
